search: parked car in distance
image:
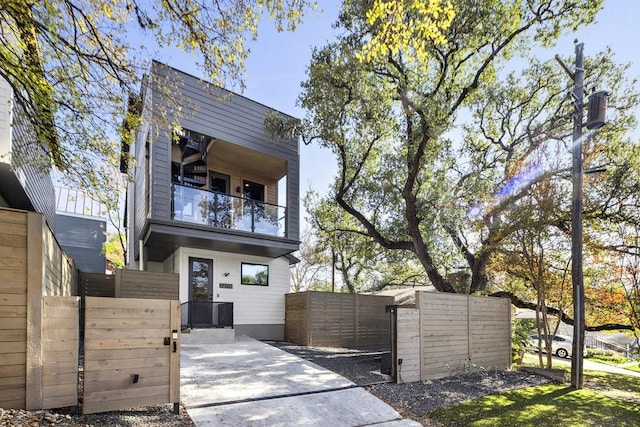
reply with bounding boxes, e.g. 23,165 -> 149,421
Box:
528,334 -> 587,359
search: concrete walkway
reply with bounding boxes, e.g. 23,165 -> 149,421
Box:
525,352 -> 640,377
181,335 -> 420,426
583,358 -> 640,377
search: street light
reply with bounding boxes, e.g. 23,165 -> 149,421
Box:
556,41 -> 607,389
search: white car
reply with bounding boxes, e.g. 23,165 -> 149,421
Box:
528,334 -> 587,359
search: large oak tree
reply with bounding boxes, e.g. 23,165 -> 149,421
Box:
300,0 -> 640,330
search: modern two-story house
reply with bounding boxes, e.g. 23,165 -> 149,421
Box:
125,62 -> 300,340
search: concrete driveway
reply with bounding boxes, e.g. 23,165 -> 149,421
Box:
181,335 -> 420,426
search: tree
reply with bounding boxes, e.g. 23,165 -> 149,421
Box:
300,0 -> 605,294
299,1 -> 640,330
356,0 -> 455,64
290,229 -> 329,292
0,0 -> 314,191
305,190 -> 430,293
494,192 -> 572,368
103,232 -> 126,270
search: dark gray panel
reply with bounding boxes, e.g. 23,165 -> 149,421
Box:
144,220 -> 299,262
286,157 -> 300,242
150,132 -> 172,221
152,62 -> 298,160
55,214 -> 106,273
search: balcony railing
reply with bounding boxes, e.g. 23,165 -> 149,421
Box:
172,184 -> 286,237
181,301 -> 234,330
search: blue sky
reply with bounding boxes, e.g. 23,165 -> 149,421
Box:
153,0 -> 640,229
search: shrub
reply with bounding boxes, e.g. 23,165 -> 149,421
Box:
585,347 -> 628,364
512,319 -> 535,363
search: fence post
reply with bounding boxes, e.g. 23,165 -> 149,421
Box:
26,212 -> 44,410
115,269 -> 122,298
354,294 -> 359,348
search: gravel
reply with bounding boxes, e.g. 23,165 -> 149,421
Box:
0,405 -> 194,427
268,341 -> 553,426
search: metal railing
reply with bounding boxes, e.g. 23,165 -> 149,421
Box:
585,335 -> 637,358
172,184 -> 286,237
181,301 -> 234,330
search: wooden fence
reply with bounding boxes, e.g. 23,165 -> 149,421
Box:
393,291 -> 511,382
0,207 -> 180,413
41,297 -> 79,409
285,291 -> 394,349
0,208 -> 77,409
83,297 -> 180,414
79,270 -> 179,300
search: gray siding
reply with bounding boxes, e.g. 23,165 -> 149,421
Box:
286,158 -> 300,242
131,82 -> 153,261
0,78 -> 56,231
148,62 -> 300,241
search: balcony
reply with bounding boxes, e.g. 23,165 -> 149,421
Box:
172,184 -> 286,237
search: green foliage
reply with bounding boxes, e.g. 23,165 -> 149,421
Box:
301,0 -> 601,298
299,1 -> 640,332
585,348 -> 629,365
0,0 -> 313,195
304,190 -> 429,293
102,232 -> 125,269
512,319 -> 535,361
431,382 -> 640,426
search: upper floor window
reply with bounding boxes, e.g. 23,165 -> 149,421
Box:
211,172 -> 230,194
243,180 -> 264,202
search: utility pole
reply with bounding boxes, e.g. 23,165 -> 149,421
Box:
556,40 -> 585,389
555,40 -> 608,390
570,41 -> 585,390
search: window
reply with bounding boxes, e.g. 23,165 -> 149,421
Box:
211,172 -> 230,194
243,180 -> 265,202
241,263 -> 269,286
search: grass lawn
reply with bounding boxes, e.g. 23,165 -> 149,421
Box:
430,383 -> 640,427
622,363 -> 640,373
430,364 -> 640,427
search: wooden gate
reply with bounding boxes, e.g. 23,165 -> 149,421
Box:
83,297 -> 180,414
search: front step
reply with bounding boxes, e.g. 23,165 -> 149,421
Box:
182,328 -> 235,345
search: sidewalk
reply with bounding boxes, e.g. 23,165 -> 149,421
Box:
180,335 -> 421,426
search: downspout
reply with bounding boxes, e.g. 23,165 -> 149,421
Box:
139,239 -> 145,271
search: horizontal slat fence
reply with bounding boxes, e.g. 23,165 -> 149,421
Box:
42,297 -> 79,409
0,208 -> 78,409
0,207 -> 181,413
83,297 -> 180,414
116,270 -> 179,300
79,270 -> 179,300
394,291 -> 510,382
0,209 -> 28,409
284,292 -> 308,345
285,291 -> 393,349
79,272 -> 115,297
